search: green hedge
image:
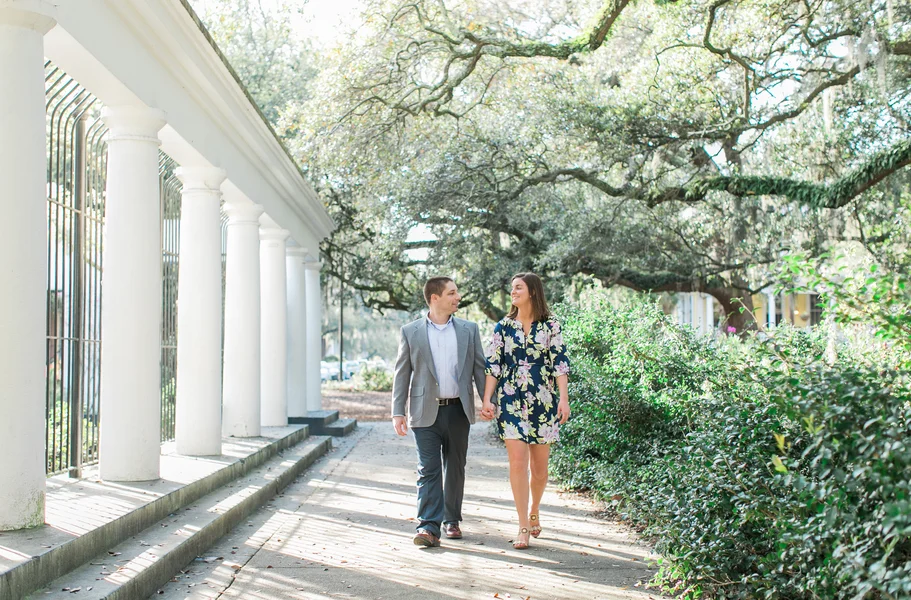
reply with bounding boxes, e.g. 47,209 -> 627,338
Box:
551,292 -> 911,599
353,366 -> 394,392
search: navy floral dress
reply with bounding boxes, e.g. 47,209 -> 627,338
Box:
485,317 -> 571,444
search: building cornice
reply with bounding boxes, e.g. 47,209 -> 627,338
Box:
47,0 -> 335,243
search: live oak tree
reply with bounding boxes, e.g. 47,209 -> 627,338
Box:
204,0 -> 911,330
190,0 -> 318,124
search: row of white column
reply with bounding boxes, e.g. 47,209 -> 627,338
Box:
100,115 -> 326,479
179,193 -> 322,455
676,293 -> 716,335
0,4 -> 324,531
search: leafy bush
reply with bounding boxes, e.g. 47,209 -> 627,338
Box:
353,367 -> 394,392
551,283 -> 911,599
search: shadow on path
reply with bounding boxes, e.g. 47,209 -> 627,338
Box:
153,423 -> 666,600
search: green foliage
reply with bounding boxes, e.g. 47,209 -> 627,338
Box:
190,0 -> 317,125
779,255 -> 911,365
353,367 -> 394,392
279,0 -> 911,324
551,284 -> 911,599
200,0 -> 911,327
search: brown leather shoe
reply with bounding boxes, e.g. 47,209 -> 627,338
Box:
413,530 -> 441,548
443,523 -> 462,539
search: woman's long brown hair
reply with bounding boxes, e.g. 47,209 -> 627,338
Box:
506,272 -> 552,323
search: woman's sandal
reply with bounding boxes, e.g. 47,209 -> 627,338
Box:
513,527 -> 531,550
529,514 -> 542,538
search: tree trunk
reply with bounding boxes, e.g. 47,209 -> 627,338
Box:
478,298 -> 506,323
708,286 -> 757,334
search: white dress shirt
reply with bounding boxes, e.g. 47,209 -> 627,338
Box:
426,316 -> 459,398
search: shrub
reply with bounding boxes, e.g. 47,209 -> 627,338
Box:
551,286 -> 911,599
353,367 -> 394,392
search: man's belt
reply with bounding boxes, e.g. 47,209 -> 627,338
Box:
437,397 -> 460,406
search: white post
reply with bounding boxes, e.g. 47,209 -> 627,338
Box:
767,292 -> 776,328
303,260 -> 323,412
286,246 -> 308,419
174,167 -> 226,455
99,105 -> 166,481
0,2 -> 56,530
222,202 -> 264,437
704,293 -> 715,333
693,293 -> 706,332
260,219 -> 290,427
679,293 -> 692,327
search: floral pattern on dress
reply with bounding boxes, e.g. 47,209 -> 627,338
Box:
485,317 -> 571,444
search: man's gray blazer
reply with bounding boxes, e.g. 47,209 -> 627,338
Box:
392,317 -> 487,428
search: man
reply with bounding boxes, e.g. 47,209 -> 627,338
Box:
392,276 -> 487,548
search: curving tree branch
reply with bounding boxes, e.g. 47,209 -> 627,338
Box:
505,139 -> 911,210
642,138 -> 911,208
888,40 -> 911,56
360,0 -> 635,118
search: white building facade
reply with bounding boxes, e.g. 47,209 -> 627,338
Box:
0,0 -> 333,531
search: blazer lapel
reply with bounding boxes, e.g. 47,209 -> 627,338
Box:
415,320 -> 440,382
455,319 -> 469,379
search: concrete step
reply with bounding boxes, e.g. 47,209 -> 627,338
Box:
27,436 -> 332,600
289,410 -> 358,436
323,418 -> 357,437
0,426 -> 311,600
289,409 -> 339,427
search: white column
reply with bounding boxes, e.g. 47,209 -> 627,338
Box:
0,2 -> 56,530
766,292 -> 776,328
286,246 -> 308,418
98,105 -> 166,481
260,220 -> 290,427
703,294 -> 715,333
222,202 -> 264,437
692,293 -> 706,332
678,293 -> 693,327
174,167 -> 226,455
303,260 -> 323,412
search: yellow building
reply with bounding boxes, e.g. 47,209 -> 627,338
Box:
752,292 -> 823,329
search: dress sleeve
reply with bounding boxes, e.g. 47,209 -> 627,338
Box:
485,321 -> 505,378
548,319 -> 570,376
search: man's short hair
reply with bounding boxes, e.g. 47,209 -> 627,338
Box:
423,276 -> 454,306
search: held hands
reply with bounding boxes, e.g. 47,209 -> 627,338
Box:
392,415 -> 408,436
479,399 -> 495,421
557,398 -> 571,424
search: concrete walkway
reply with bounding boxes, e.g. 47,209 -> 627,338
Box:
154,423 -> 664,600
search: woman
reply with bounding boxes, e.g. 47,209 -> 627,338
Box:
480,272 -> 570,550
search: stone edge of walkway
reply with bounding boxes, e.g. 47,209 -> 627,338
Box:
33,436 -> 334,600
1,425 -> 311,600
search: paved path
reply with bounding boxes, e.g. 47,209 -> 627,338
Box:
154,423 -> 664,600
